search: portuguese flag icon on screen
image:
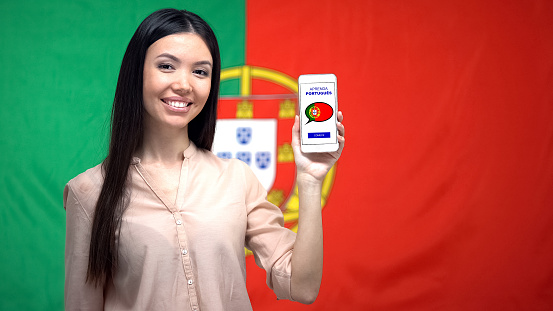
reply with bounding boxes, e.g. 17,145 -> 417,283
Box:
305,102 -> 334,124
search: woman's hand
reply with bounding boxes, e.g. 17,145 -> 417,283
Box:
291,111 -> 345,183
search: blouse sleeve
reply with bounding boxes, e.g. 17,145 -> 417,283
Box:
64,181 -> 104,310
241,161 -> 297,301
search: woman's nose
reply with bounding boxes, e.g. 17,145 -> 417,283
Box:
172,72 -> 192,94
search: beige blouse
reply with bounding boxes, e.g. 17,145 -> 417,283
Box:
64,143 -> 296,310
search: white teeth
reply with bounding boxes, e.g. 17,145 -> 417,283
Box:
166,101 -> 190,108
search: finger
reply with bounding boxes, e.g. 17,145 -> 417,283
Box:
337,110 -> 344,123
337,135 -> 345,145
337,120 -> 345,137
336,134 -> 345,154
293,115 -> 300,133
291,115 -> 300,146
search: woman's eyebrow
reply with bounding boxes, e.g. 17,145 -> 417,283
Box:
194,60 -> 213,67
156,53 -> 180,63
155,53 -> 212,67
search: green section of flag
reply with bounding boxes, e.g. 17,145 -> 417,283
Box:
0,1 -> 245,310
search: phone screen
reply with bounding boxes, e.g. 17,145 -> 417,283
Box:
299,81 -> 337,147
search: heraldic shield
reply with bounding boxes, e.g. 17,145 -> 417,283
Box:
212,66 -> 337,237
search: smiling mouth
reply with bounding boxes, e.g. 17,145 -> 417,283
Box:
162,99 -> 192,108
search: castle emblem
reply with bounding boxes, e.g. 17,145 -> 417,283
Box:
212,66 -> 337,245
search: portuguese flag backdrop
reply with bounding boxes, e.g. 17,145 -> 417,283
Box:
1,0 -> 553,310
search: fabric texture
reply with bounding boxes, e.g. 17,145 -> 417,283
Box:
64,142 -> 296,310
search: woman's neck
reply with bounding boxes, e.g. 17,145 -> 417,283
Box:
137,125 -> 190,166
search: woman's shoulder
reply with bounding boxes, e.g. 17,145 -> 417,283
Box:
197,149 -> 250,171
201,151 -> 265,190
64,163 -> 104,206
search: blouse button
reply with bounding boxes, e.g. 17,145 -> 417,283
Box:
188,279 -> 193,285
176,220 -> 182,225
182,249 -> 188,255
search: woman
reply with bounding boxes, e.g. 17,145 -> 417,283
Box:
64,8 -> 345,310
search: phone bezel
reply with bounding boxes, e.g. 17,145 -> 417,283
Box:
298,74 -> 339,153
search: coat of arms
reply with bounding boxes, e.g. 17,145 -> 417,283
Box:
212,66 -> 337,236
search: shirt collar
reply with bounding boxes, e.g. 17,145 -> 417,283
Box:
183,141 -> 197,159
131,141 -> 198,165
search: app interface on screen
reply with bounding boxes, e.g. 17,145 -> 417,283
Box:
300,82 -> 337,145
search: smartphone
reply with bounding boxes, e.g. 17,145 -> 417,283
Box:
298,74 -> 339,153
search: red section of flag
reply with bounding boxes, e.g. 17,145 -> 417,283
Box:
306,102 -> 333,123
245,1 -> 553,310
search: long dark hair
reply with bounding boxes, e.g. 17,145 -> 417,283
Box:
87,8 -> 221,286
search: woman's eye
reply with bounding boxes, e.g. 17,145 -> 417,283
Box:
193,69 -> 209,77
158,63 -> 174,70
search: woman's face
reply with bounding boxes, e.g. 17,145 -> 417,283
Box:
142,33 -> 213,133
